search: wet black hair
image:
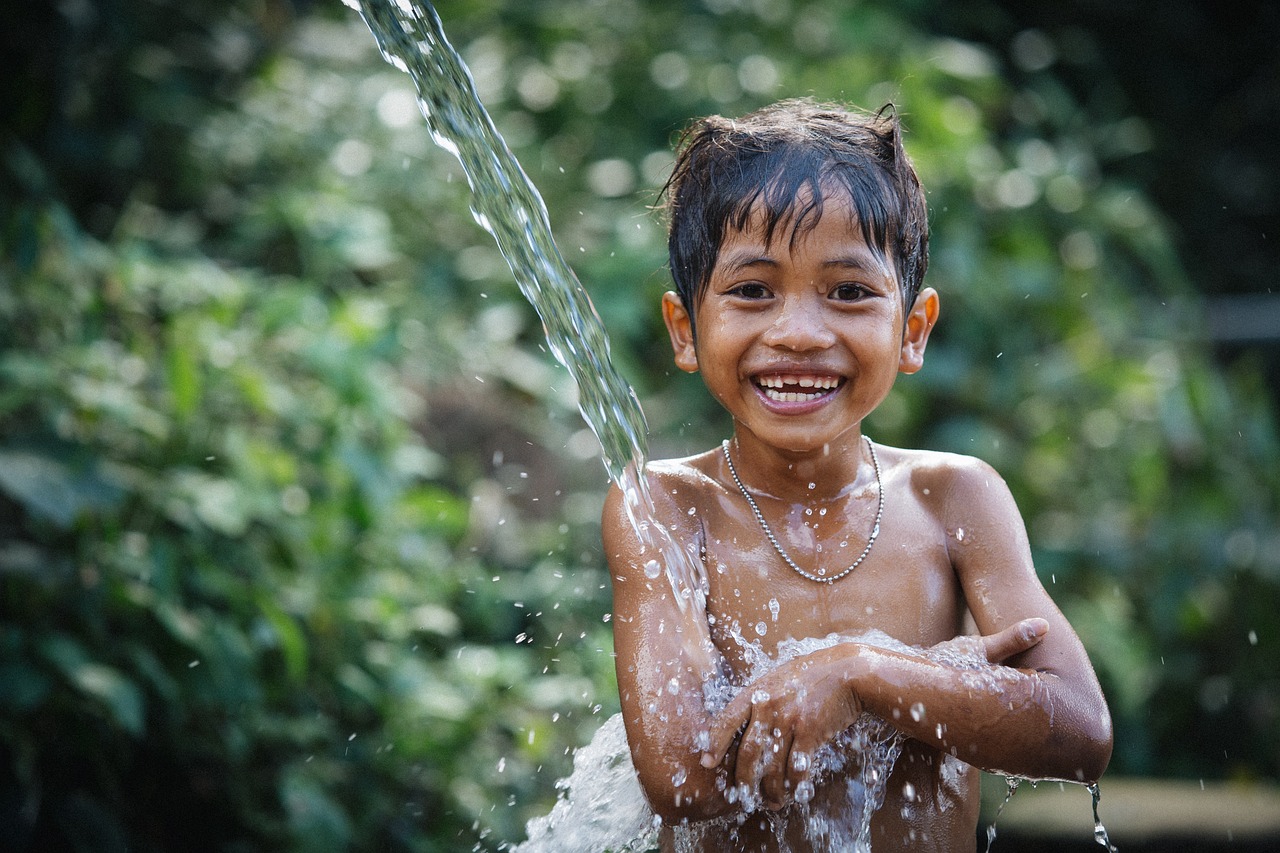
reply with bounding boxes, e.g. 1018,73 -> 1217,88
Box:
661,98 -> 929,334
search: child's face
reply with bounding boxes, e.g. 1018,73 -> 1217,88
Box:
663,189 -> 937,454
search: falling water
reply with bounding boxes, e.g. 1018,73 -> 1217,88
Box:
346,0 -> 706,610
1088,783 -> 1119,852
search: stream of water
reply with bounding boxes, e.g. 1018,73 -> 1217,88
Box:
346,0 -> 707,612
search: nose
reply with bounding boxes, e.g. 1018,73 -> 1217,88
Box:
761,294 -> 836,351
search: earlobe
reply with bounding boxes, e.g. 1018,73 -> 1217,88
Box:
899,288 -> 939,375
662,291 -> 699,373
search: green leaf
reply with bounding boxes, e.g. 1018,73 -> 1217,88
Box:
257,594 -> 309,684
0,448 -> 124,528
39,636 -> 145,736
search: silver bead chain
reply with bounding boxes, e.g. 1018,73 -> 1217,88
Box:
721,436 -> 883,584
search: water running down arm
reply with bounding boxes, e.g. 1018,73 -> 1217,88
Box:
604,478 -> 741,823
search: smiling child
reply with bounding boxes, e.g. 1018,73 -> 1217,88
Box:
602,99 -> 1112,851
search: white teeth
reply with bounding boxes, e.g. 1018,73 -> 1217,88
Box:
764,389 -> 822,403
756,374 -> 840,393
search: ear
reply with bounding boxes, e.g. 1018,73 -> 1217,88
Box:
662,291 -> 699,373
899,287 -> 939,375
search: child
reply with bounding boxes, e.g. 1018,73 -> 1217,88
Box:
601,99 -> 1112,851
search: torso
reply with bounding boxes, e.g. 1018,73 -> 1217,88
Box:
649,442 -> 981,851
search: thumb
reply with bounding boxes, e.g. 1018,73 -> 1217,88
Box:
982,617 -> 1049,663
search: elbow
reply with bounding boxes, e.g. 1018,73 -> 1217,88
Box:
1079,710 -> 1114,784
636,765 -> 731,825
1055,706 -> 1114,785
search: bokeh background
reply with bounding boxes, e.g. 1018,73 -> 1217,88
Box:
2,0 -> 1277,850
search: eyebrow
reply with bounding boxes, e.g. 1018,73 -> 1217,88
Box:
717,249 -> 778,275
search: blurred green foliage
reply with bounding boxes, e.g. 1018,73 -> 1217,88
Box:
1,0 -> 1277,850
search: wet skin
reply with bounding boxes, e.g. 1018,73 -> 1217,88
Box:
604,194 -> 1112,851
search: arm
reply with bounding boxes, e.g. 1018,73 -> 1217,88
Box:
701,457 -> 1112,808
603,475 -> 736,823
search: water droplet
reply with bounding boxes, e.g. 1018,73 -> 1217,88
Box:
666,677 -> 680,694
790,751 -> 810,773
755,621 -> 767,637
903,782 -> 916,801
751,690 -> 771,704
956,527 -> 966,542
1249,630 -> 1258,645
768,598 -> 780,621
909,702 -> 926,722
794,779 -> 815,803
819,507 -> 828,516
644,559 -> 661,579
672,767 -> 687,787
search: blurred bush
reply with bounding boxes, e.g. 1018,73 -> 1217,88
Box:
1,0 -> 1276,850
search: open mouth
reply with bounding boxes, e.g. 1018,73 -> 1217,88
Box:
754,373 -> 844,404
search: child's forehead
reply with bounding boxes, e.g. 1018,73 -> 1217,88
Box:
723,185 -> 868,251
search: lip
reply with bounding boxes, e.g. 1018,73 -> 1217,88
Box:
750,370 -> 845,413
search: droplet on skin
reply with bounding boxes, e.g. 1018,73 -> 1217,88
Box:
672,767 -> 688,787
644,559 -> 661,578
755,621 -> 767,637
909,702 -> 926,722
794,779 -> 815,803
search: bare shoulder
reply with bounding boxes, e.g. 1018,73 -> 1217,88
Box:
880,444 -> 1006,501
601,448 -> 726,545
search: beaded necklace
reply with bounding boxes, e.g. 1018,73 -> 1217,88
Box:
721,436 -> 883,584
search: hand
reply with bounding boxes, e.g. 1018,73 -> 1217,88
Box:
931,616 -> 1048,665
699,647 -> 863,811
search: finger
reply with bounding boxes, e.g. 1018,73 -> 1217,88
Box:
760,728 -> 793,809
784,741 -> 816,805
733,717 -> 771,804
983,617 -> 1049,663
702,695 -> 750,768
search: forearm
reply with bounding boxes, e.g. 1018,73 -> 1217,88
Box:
849,643 -> 1112,783
612,600 -> 740,822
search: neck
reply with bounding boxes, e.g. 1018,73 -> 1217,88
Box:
725,430 -> 871,503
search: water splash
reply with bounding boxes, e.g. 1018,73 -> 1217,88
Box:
511,632 -> 909,853
510,714 -> 660,853
347,0 -> 706,609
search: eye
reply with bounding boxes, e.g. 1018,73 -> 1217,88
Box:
728,282 -> 771,300
831,282 -> 869,301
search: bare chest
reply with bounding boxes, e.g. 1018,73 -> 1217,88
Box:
698,506 -> 964,677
